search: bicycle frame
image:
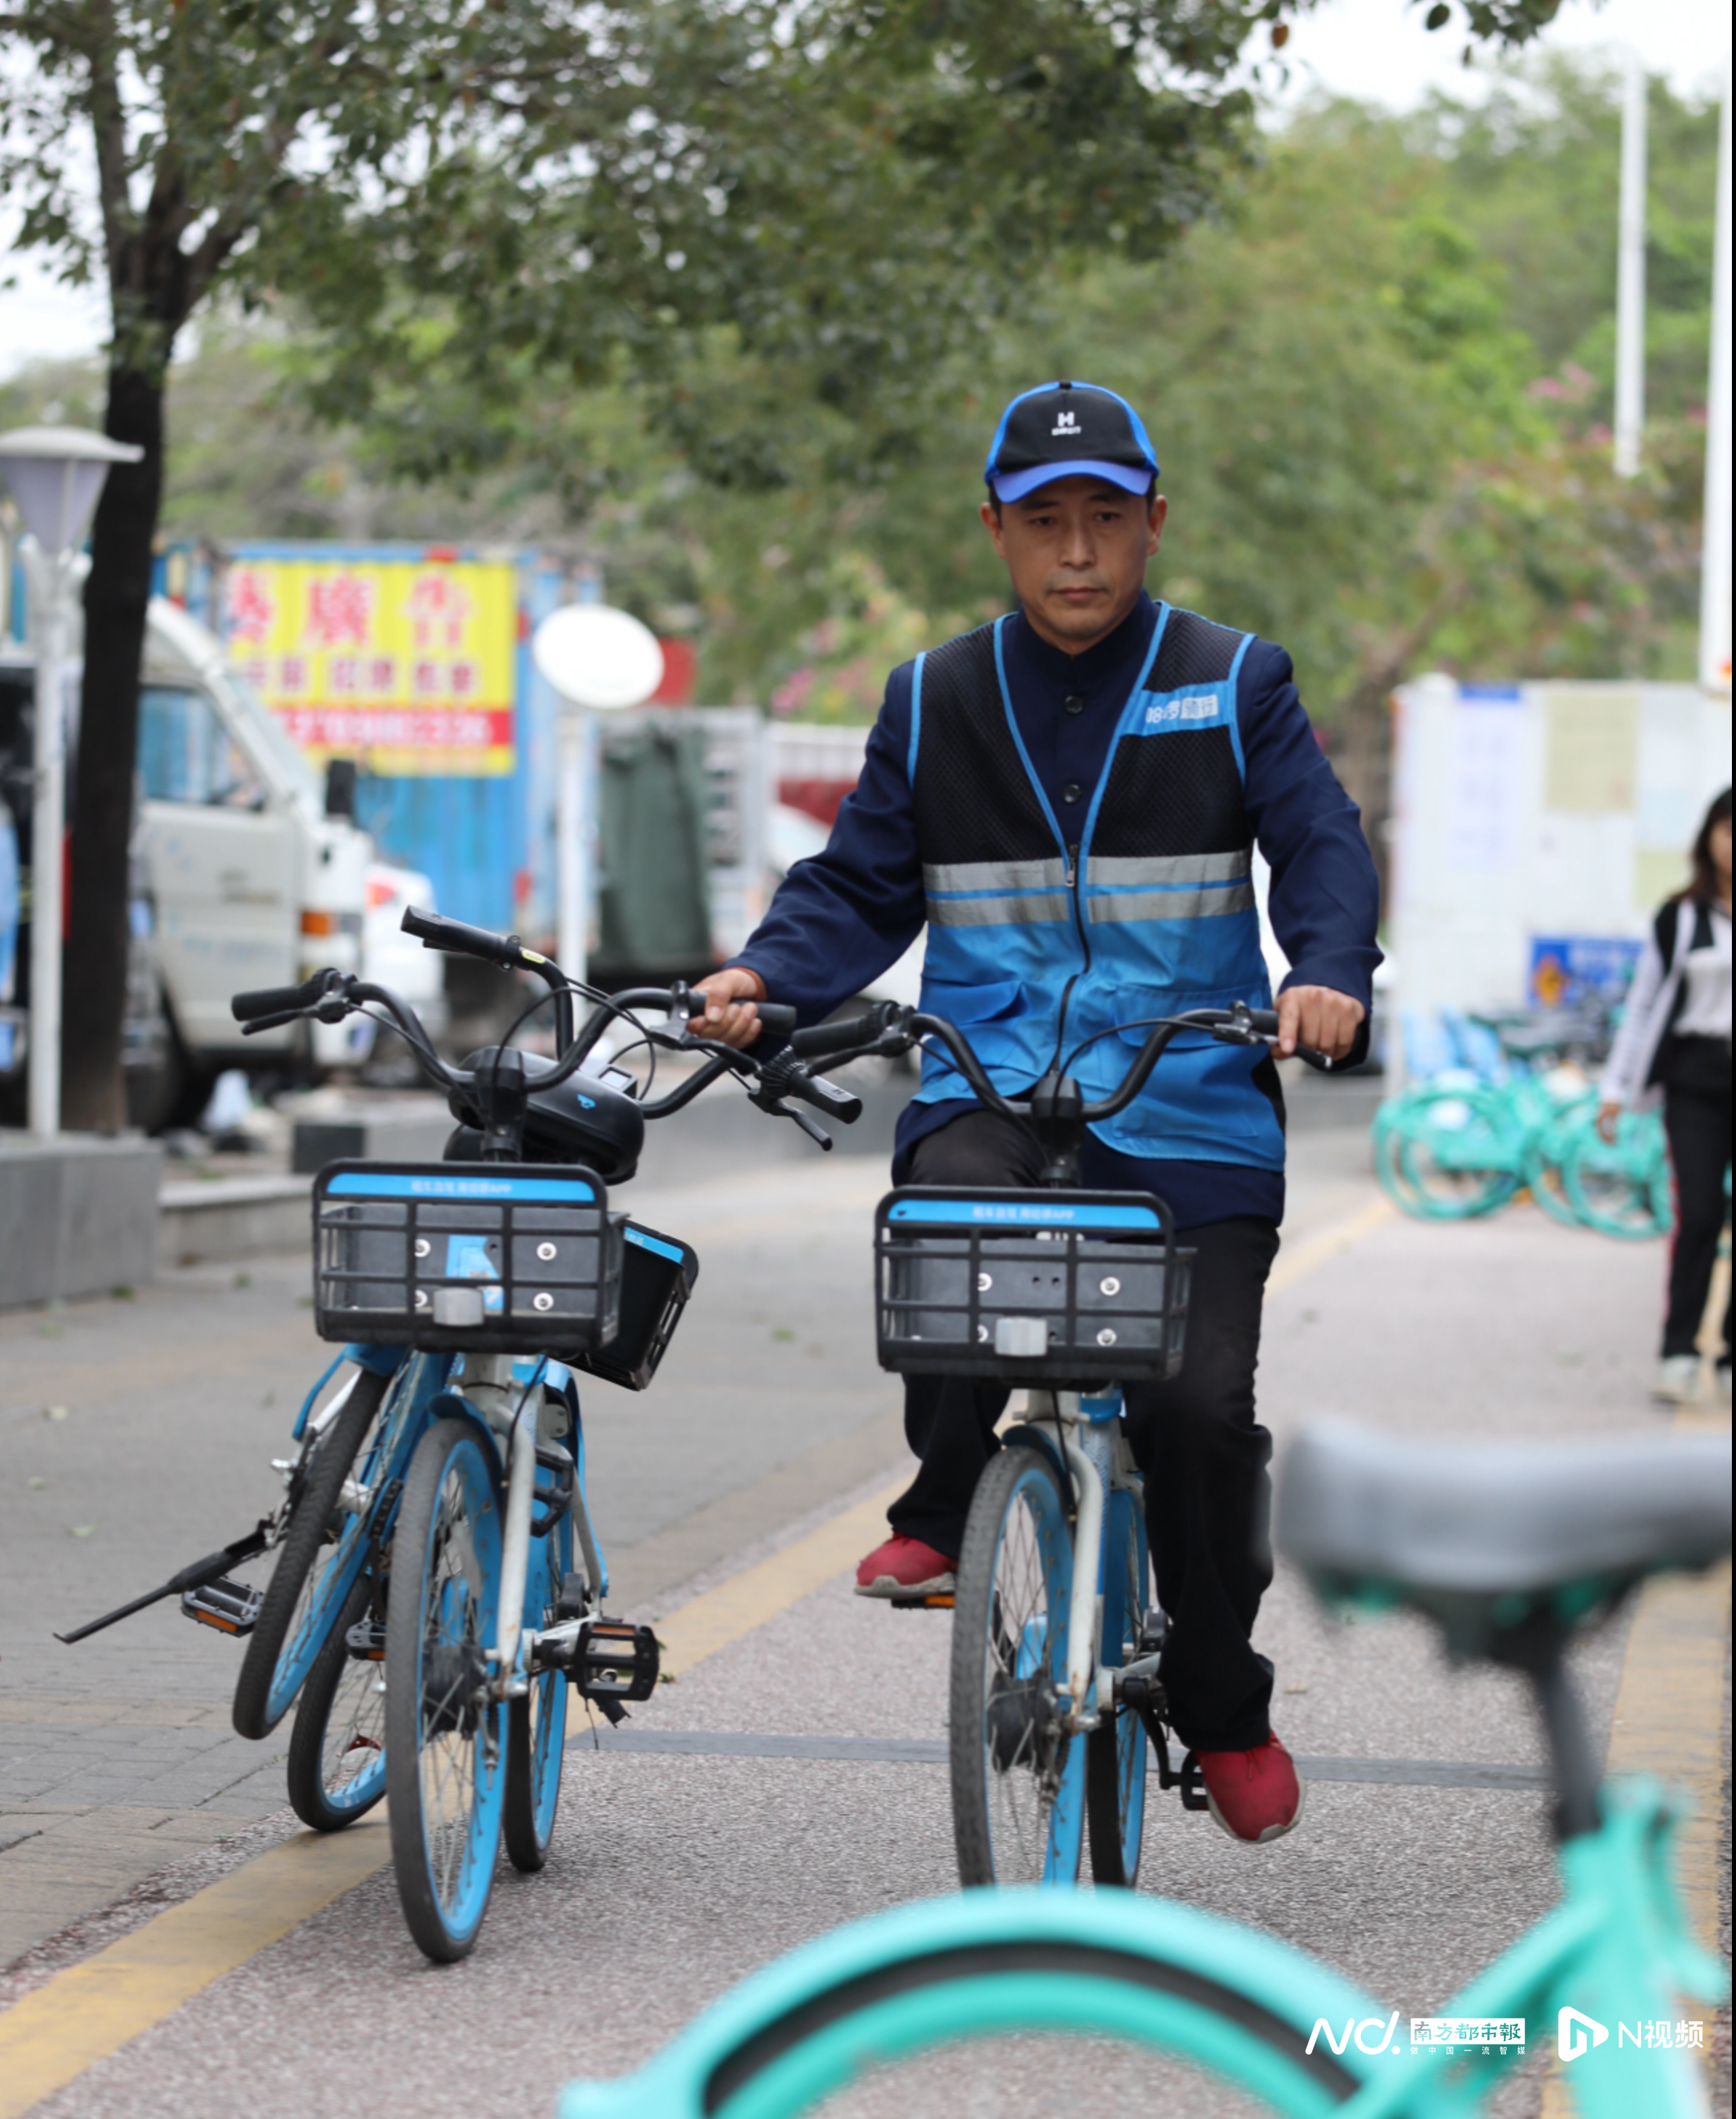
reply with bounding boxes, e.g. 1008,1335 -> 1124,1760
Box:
558,1779 -> 1726,2119
1014,1388 -> 1146,1736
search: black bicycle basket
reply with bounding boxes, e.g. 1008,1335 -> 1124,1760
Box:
568,1221 -> 698,1393
313,1161 -> 623,1355
875,1187 -> 1192,1384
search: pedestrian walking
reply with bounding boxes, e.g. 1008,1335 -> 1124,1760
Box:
686,381 -> 1381,1844
1598,787 -> 1733,1403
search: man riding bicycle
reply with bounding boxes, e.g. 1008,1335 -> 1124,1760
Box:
692,381 -> 1380,1845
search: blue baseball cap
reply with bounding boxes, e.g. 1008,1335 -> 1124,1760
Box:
985,381 -> 1160,504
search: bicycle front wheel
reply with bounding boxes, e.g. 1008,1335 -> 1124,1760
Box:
950,1445 -> 1084,1887
1086,1488 -> 1149,1888
233,1366 -> 389,1741
502,1506 -> 572,1873
385,1418 -> 507,1963
285,1573 -> 387,1831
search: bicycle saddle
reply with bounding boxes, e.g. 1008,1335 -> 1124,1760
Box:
1276,1422 -> 1731,1652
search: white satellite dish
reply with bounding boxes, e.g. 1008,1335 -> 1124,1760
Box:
532,603 -> 665,712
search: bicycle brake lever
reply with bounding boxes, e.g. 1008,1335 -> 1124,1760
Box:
778,1102 -> 833,1151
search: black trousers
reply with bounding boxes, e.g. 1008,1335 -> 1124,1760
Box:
1661,1040 -> 1733,1363
888,1109 -> 1280,1751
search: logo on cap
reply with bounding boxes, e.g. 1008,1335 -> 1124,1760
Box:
1052,411 -> 1080,436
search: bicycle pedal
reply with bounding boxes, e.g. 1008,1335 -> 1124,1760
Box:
180,1577 -> 262,1637
571,1619 -> 659,1704
1177,1748 -> 1210,1812
890,1593 -> 955,1610
345,1618 -> 387,1662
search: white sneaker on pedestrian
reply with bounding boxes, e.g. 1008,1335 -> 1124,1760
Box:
1651,1355 -> 1701,1403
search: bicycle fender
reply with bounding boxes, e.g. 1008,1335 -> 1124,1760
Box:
421,1393 -> 508,1506
1000,1422 -> 1071,1494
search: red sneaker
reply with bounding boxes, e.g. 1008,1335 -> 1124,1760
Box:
1197,1733 -> 1304,1844
854,1535 -> 957,1599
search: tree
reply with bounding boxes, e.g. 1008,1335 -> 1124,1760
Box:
3,0 -> 1568,1126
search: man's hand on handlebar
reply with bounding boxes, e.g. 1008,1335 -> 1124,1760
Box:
1276,986 -> 1364,1063
690,966 -> 769,1050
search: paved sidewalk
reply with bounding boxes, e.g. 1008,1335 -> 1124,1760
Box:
2,1129 -> 1727,2119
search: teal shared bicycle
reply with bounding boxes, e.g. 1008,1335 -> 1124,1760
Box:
1375,1010 -> 1670,1240
561,1422 -> 1731,2119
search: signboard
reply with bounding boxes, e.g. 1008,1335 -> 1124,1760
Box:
1527,935 -> 1642,1012
222,556 -> 517,775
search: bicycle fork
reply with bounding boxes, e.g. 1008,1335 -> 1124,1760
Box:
460,1356 -> 602,1696
1033,1388 -> 1141,1736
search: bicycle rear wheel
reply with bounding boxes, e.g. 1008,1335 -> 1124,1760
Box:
233,1366 -> 389,1740
502,1507 -> 572,1873
285,1573 -> 387,1831
950,1445 -> 1084,1887
385,1418 -> 507,1962
1086,1488 -> 1149,1888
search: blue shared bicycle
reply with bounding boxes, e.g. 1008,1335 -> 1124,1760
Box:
60,906 -> 860,1960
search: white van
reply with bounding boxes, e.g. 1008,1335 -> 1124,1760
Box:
1,597 -> 374,1125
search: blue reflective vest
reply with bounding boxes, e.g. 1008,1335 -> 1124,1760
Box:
909,604 -> 1282,1168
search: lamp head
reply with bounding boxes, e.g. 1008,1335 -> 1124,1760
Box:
0,426 -> 144,556
532,604 -> 665,712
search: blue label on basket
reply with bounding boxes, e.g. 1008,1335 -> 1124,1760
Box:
624,1225 -> 685,1264
326,1171 -> 597,1203
446,1235 -> 501,1281
888,1199 -> 1161,1230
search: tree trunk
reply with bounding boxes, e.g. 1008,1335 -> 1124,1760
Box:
60,364 -> 165,1131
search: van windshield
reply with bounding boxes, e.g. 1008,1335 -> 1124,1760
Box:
224,667 -> 323,808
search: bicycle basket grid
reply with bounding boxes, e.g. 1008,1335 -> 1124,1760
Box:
874,1188 -> 1193,1384
313,1161 -> 623,1355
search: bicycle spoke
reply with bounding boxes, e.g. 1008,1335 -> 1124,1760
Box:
981,1488 -> 1062,1882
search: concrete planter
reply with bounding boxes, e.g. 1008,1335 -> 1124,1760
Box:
0,1133 -> 164,1308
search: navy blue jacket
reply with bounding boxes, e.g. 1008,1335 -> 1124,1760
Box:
734,591 -> 1381,1226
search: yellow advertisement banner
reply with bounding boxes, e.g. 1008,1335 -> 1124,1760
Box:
222,557 -> 517,776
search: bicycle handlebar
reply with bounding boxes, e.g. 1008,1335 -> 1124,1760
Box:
789,1005 -> 899,1060
400,904 -> 536,971
231,969 -> 343,1024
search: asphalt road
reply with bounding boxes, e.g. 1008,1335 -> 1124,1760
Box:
1,1113 -> 1729,2118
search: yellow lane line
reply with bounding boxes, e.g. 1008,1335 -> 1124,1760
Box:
1267,1194 -> 1395,1295
0,1815 -> 391,2119
656,1481 -> 905,1677
0,1187 -> 1399,2107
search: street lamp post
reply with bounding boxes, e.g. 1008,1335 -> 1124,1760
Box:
0,427 -> 144,1135
530,604 -> 665,994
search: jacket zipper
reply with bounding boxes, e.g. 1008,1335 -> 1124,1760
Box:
1050,840 -> 1090,1073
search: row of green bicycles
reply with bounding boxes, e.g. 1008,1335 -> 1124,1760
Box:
1374,1009 -> 1670,1238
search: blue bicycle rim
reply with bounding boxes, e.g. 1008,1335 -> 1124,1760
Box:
409,1424 -> 506,1947
1101,1488 -> 1149,1881
263,1355 -> 440,1727
985,1456 -> 1082,1885
527,1511 -> 572,1845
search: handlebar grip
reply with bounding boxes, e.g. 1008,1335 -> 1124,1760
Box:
787,1071 -> 863,1125
755,1003 -> 797,1035
231,970 -> 340,1024
401,906 -> 526,968
789,1009 -> 883,1059
1243,1007 -> 1280,1036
